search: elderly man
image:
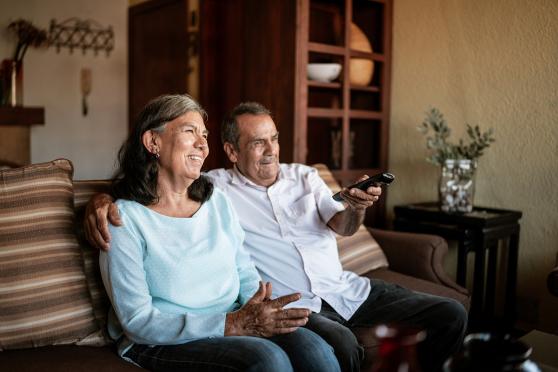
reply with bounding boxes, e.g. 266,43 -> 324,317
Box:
86,102 -> 467,372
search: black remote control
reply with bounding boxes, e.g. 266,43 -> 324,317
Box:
332,172 -> 395,201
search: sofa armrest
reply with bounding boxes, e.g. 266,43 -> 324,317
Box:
548,266 -> 558,297
368,228 -> 468,295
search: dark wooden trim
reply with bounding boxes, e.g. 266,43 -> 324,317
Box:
308,80 -> 342,89
294,0 -> 309,163
307,107 -> 344,118
349,110 -> 383,120
349,50 -> 385,61
308,42 -> 346,55
0,107 -> 45,125
350,85 -> 380,92
341,0 -> 351,171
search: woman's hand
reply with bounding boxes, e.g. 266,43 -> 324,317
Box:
225,282 -> 310,337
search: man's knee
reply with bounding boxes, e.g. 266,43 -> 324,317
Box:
305,317 -> 362,371
439,298 -> 468,332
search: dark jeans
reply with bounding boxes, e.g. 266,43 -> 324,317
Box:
124,327 -> 341,372
305,279 -> 468,372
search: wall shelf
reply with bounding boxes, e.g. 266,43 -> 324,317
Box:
308,42 -> 346,55
350,50 -> 385,61
308,81 -> 342,89
0,107 -> 45,126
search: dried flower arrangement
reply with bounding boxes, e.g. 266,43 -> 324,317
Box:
1,19 -> 48,105
7,19 -> 48,63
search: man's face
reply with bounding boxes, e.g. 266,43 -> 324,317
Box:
226,113 -> 280,187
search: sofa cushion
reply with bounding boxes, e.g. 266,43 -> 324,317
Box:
313,163 -> 388,274
73,180 -> 113,346
0,159 -> 98,350
366,268 -> 470,309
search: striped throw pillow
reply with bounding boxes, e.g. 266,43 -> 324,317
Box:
73,180 -> 112,346
0,159 -> 98,349
312,163 -> 389,274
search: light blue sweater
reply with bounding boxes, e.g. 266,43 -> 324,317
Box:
99,188 -> 260,357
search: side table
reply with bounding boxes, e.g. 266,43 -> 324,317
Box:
393,202 -> 522,330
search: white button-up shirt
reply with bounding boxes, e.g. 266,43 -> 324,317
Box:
207,164 -> 371,320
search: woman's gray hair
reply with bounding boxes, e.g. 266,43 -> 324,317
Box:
146,94 -> 208,133
221,102 -> 271,150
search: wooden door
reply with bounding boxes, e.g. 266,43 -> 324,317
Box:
129,0 -> 190,131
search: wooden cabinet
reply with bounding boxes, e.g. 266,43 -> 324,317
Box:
203,0 -> 393,224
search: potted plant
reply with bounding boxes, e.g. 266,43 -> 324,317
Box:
418,107 -> 495,213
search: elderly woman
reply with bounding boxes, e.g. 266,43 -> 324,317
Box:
100,94 -> 340,372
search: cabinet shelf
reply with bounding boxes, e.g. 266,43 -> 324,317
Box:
307,45 -> 386,62
350,110 -> 383,120
307,108 -> 383,120
349,50 -> 385,62
350,85 -> 380,92
308,42 -> 346,56
307,107 -> 344,118
308,80 -> 342,89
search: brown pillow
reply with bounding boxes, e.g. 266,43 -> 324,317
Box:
0,159 -> 98,349
312,163 -> 389,274
73,180 -> 113,346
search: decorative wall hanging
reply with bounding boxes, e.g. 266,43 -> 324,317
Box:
80,68 -> 92,116
48,18 -> 114,56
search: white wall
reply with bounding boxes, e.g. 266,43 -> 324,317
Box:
0,0 -> 127,179
390,0 -> 558,332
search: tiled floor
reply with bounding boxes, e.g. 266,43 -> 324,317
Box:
520,330 -> 558,372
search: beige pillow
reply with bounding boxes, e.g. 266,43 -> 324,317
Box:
313,163 -> 389,274
0,159 -> 98,349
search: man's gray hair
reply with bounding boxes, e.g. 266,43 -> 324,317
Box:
221,102 -> 271,149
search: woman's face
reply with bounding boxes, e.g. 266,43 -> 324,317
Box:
153,111 -> 209,185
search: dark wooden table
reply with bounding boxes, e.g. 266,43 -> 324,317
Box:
393,202 -> 522,330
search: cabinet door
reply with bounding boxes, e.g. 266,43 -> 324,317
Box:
129,0 -> 190,131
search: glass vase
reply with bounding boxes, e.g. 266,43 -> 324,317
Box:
371,324 -> 425,372
439,159 -> 476,213
0,59 -> 23,107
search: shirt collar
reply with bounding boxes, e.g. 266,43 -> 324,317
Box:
230,164 -> 295,188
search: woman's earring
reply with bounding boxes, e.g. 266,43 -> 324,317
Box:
152,148 -> 160,159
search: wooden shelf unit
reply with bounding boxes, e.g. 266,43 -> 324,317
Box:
302,0 -> 393,226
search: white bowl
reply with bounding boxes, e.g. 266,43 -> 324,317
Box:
307,63 -> 342,83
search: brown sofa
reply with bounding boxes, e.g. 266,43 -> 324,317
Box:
548,255 -> 558,297
0,161 -> 469,371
